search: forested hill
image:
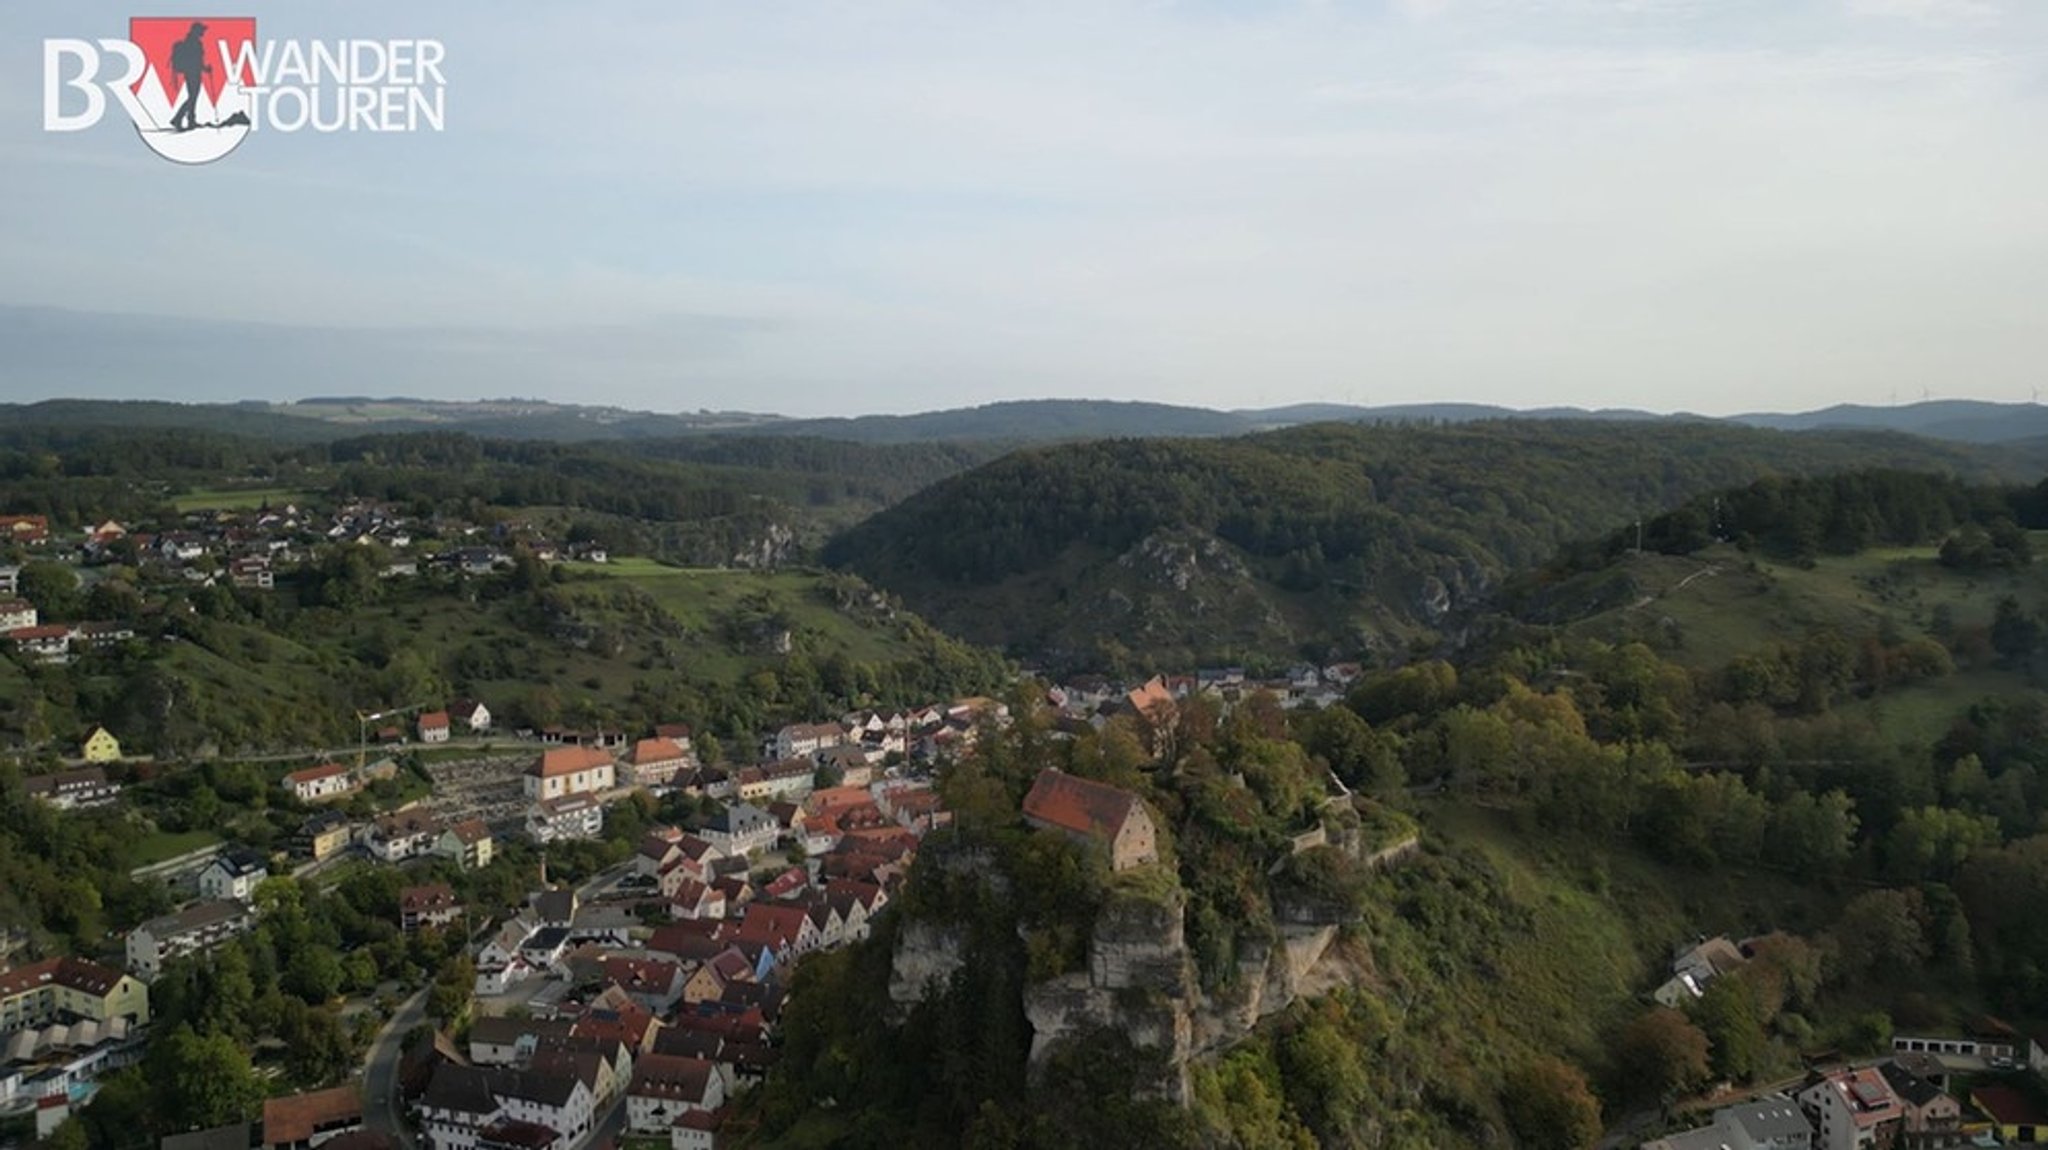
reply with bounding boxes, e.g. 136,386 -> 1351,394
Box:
823,421 -> 2045,671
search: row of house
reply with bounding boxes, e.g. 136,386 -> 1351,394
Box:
21,763 -> 122,810
3,618 -> 138,664
1646,1054 -> 2048,1150
432,772 -> 947,1147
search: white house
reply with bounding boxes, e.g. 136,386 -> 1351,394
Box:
493,1068 -> 595,1144
436,819 -> 495,870
699,803 -> 778,858
625,738 -> 692,789
524,747 -> 615,802
0,600 -> 36,632
283,762 -> 356,804
369,808 -> 443,862
197,849 -> 269,903
626,1054 -> 725,1135
527,794 -> 603,843
418,711 -> 452,744
1797,1067 -> 1902,1150
126,900 -> 254,980
770,722 -> 846,762
450,699 -> 492,734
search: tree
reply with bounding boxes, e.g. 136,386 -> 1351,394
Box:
285,947 -> 344,1004
1296,707 -> 1403,798
1746,933 -> 1824,1017
1691,976 -> 1767,1082
1765,790 -> 1859,873
149,1025 -> 262,1132
1501,1057 -> 1602,1150
17,561 -> 81,620
1830,889 -> 1930,985
1885,806 -> 2001,884
1615,1008 -> 1712,1101
429,954 -> 475,1026
1990,596 -> 2040,664
38,1120 -> 89,1150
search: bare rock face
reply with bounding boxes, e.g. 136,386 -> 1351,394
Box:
886,845 -> 1005,1012
1116,530 -> 1248,592
888,920 -> 968,1009
731,522 -> 797,569
1023,887 -> 1198,1104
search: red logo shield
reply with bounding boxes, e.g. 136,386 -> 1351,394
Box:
127,17 -> 256,108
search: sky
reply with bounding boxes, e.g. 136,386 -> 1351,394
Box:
3,0 -> 2046,417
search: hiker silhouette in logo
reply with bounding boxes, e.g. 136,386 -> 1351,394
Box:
168,22 -> 211,132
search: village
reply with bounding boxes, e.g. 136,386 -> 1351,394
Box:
0,635 -> 1250,1150
1636,935 -> 2048,1150
12,506 -> 2044,1149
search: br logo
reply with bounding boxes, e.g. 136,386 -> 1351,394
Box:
45,17 -> 258,166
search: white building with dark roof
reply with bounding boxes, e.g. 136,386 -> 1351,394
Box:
125,900 -> 255,980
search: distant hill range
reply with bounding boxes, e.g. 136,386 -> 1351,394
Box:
7,396 -> 2048,447
823,420 -> 2046,671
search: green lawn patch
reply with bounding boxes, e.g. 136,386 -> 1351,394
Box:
131,828 -> 221,866
171,486 -> 318,512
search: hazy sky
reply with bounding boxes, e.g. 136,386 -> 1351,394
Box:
4,0 -> 2046,416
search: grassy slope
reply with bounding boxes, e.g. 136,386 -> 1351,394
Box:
1557,539 -> 2048,743
561,561 -> 925,677
1391,804 -> 1843,1059
170,486 -> 320,512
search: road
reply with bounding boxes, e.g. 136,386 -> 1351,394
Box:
580,1095 -> 627,1150
358,859 -> 630,1146
362,984 -> 429,1150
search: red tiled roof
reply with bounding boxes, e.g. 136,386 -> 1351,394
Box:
601,956 -> 681,994
0,955 -> 129,999
531,745 -> 614,778
418,711 -> 450,731
401,883 -> 460,914
286,762 -> 352,784
1022,769 -> 1142,842
629,738 -> 687,766
262,1085 -> 363,1145
1975,1084 -> 2048,1126
1124,676 -> 1175,718
448,818 -> 491,845
629,1053 -> 716,1104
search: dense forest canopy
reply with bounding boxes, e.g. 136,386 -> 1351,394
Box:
825,421 -> 2044,670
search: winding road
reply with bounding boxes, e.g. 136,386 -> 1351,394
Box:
361,984 -> 428,1150
356,860 -> 635,1149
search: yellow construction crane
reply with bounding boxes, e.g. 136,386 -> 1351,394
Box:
355,703 -> 427,771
